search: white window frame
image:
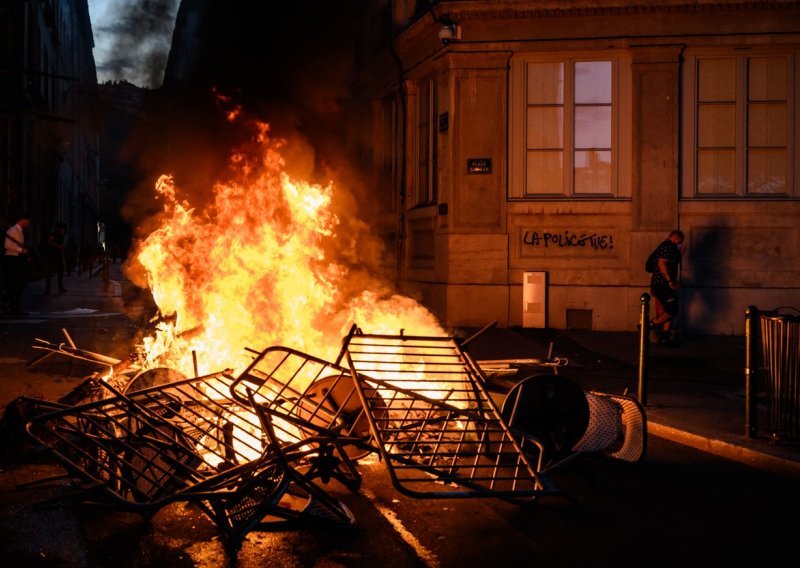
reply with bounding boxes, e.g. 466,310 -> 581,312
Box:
682,48 -> 799,198
509,52 -> 629,199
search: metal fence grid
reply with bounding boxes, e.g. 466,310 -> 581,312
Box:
344,332 -> 551,502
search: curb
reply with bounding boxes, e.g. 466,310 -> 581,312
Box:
648,421 -> 800,479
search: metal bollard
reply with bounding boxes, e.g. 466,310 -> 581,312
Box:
638,293 -> 650,406
745,305 -> 759,438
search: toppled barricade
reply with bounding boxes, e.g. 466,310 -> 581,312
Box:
11,323 -> 646,551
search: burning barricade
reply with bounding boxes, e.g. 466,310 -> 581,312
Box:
5,121 -> 645,551
11,322 -> 646,551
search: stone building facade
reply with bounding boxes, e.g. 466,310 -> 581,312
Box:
0,0 -> 99,252
352,0 -> 800,334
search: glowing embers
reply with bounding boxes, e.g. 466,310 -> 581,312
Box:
344,333 -> 547,501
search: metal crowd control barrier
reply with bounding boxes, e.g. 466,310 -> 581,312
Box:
228,345 -> 377,489
24,371 -> 355,549
343,331 -> 552,502
20,322 -> 649,552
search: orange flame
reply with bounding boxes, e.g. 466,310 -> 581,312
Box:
132,122 -> 444,377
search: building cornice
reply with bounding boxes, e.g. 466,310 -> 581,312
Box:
432,0 -> 800,21
385,0 -> 800,85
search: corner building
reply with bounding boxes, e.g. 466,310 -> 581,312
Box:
352,0 -> 800,334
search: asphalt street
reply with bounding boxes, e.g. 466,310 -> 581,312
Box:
0,264 -> 798,566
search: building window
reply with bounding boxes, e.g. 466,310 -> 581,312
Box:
511,56 -> 619,198
684,51 -> 797,197
414,78 -> 438,206
379,95 -> 399,212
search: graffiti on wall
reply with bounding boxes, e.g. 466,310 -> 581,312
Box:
522,229 -> 615,251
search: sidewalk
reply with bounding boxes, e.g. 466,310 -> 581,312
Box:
462,325 -> 800,479
17,261 -> 126,317
0,262 -> 145,412
2,265 -> 799,478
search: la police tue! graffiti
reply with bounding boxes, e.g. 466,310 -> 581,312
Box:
522,230 -> 615,250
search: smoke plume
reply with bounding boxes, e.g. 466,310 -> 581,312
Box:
94,0 -> 180,87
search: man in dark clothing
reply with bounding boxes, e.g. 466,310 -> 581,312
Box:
3,212 -> 32,316
649,229 -> 686,344
44,222 -> 68,295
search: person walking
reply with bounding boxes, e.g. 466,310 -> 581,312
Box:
44,222 -> 68,295
647,229 -> 686,345
3,211 -> 32,316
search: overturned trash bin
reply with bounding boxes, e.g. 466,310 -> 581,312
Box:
501,374 -> 647,468
760,309 -> 800,441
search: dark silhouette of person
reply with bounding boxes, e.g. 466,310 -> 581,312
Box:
44,222 -> 68,295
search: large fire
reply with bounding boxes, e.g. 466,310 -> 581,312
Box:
130,121 -> 444,378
